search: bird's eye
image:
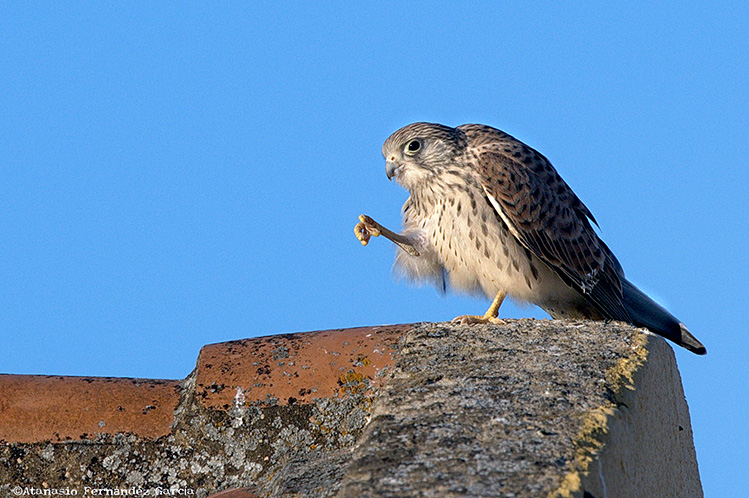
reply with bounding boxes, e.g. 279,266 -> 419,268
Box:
406,140 -> 421,154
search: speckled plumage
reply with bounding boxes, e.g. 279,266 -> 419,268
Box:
358,122 -> 705,355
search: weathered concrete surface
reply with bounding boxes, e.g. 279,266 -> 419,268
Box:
0,321 -> 702,498
573,332 -> 703,497
335,320 -> 702,498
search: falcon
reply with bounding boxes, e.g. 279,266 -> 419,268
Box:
355,122 -> 706,355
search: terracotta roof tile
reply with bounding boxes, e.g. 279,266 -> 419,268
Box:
194,324 -> 410,409
0,325 -> 413,444
0,374 -> 180,443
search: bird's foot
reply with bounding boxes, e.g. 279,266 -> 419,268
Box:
453,290 -> 507,325
354,214 -> 381,246
451,314 -> 506,325
354,214 -> 420,256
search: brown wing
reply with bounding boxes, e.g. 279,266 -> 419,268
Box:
475,145 -> 630,322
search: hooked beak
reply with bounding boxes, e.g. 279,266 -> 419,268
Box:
386,160 -> 400,180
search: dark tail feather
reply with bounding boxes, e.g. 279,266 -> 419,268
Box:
621,279 -> 706,355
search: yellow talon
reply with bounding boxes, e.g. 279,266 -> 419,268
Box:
355,214 -> 382,246
353,214 -> 420,257
452,290 -> 507,325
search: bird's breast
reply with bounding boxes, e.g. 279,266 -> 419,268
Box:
405,185 -> 551,302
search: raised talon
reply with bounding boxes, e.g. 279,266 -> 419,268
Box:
355,214 -> 382,246
358,215 -> 381,236
354,222 -> 370,245
353,214 -> 420,257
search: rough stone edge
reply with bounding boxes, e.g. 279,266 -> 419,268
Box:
549,327 -> 650,498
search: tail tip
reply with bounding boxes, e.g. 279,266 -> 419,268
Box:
679,323 -> 707,355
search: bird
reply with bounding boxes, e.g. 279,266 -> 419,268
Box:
354,122 -> 706,355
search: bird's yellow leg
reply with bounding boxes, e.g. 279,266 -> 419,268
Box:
354,214 -> 420,256
452,290 -> 507,325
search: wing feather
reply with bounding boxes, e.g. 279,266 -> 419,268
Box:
475,147 -> 630,322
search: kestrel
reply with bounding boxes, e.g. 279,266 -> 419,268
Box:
355,122 -> 706,355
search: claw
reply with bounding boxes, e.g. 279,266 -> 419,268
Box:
354,223 -> 369,245
358,214 -> 381,237
355,214 -> 382,246
452,315 -> 506,325
452,290 -> 508,325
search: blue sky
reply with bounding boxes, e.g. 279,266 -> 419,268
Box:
1,2 -> 746,495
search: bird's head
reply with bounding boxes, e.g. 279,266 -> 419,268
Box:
382,122 -> 466,191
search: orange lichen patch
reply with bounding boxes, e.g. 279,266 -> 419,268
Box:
0,374 -> 180,444
194,324 -> 412,409
338,371 -> 369,395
